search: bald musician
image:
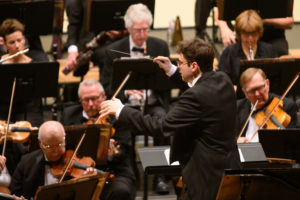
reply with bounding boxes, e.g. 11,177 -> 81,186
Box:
9,121 -> 97,199
237,68 -> 298,143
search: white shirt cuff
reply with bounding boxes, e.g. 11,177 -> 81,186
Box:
68,45 -> 78,53
116,104 -> 125,119
166,64 -> 177,77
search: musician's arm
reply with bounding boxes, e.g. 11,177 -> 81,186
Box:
263,17 -> 294,30
284,97 -> 299,128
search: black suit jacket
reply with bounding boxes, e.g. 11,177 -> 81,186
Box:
237,93 -> 299,137
9,149 -> 46,199
61,104 -> 135,181
101,36 -> 170,109
118,71 -> 241,200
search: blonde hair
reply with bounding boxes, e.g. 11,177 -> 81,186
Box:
240,67 -> 266,88
235,9 -> 263,41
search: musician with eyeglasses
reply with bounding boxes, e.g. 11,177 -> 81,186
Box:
218,10 -> 278,93
100,3 -> 171,195
237,68 -> 298,143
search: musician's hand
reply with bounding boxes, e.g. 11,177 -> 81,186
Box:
66,51 -> 79,70
83,167 -> 97,175
106,30 -> 122,39
153,56 -> 173,73
0,156 -> 6,172
125,90 -> 144,100
237,137 -> 250,143
100,98 -> 123,118
218,20 -> 236,47
13,195 -> 25,200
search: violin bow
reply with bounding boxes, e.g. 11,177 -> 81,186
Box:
237,99 -> 258,140
59,131 -> 86,183
249,72 -> 300,142
94,71 -> 132,124
2,78 -> 16,156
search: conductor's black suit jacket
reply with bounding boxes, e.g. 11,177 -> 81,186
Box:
118,70 -> 241,199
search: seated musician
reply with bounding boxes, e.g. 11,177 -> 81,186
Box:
237,68 -> 298,143
9,121 -> 97,199
0,18 -> 44,126
61,79 -> 136,200
218,10 -> 277,92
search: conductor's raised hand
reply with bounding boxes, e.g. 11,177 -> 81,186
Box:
100,98 -> 123,118
153,56 -> 172,73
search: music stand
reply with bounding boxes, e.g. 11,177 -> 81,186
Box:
0,0 -> 54,35
259,129 -> 300,163
216,168 -> 300,200
0,62 -> 59,102
88,0 -> 155,33
33,173 -> 109,200
111,58 -> 176,91
217,0 -> 293,21
239,58 -> 300,97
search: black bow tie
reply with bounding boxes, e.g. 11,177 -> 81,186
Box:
43,159 -> 52,166
132,47 -> 144,53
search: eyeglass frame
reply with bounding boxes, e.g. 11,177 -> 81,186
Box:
41,141 -> 65,150
177,61 -> 189,67
243,79 -> 267,96
131,28 -> 150,34
80,95 -> 101,104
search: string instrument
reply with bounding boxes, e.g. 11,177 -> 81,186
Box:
0,121 -> 36,144
51,150 -> 104,179
249,72 -> 300,142
254,97 -> 291,129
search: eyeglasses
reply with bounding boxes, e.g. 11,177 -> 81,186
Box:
244,80 -> 267,97
80,96 -> 100,103
177,61 -> 188,67
131,28 -> 150,34
41,142 -> 65,150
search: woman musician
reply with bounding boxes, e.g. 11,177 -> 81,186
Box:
61,79 -> 136,200
218,9 -> 278,93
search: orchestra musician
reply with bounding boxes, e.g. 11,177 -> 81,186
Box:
61,79 -> 136,200
100,38 -> 241,200
237,68 -> 298,143
218,10 -> 278,91
100,3 -> 171,194
0,18 -> 44,127
9,121 -> 97,199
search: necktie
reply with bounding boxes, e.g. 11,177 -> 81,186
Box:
132,47 -> 144,53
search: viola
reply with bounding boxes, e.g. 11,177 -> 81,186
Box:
0,121 -> 36,144
51,150 -> 103,179
254,97 -> 291,129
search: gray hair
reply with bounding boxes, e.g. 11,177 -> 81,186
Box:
78,79 -> 104,97
124,3 -> 153,28
38,121 -> 65,140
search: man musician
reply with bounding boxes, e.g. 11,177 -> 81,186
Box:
61,79 -> 136,200
237,68 -> 298,143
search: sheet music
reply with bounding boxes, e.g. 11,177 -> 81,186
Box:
164,148 -> 179,166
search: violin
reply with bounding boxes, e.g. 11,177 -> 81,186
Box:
0,121 -> 36,144
51,150 -> 103,179
254,97 -> 291,129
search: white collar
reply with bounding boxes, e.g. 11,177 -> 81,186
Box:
188,75 -> 201,87
129,36 -> 146,55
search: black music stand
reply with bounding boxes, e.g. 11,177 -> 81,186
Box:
89,0 -> 155,33
216,168 -> 300,200
33,173 -> 108,200
0,0 -> 54,35
138,146 -> 181,200
259,129 -> 300,163
217,0 -> 293,20
238,58 -> 300,98
0,62 -> 59,102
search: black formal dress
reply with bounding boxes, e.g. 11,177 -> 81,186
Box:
61,104 -> 136,200
237,93 -> 299,137
218,41 -> 278,86
117,70 -> 241,200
